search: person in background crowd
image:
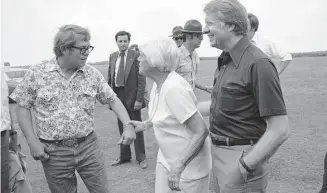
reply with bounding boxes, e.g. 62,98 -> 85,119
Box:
176,19 -> 211,93
169,26 -> 184,48
129,44 -> 139,52
248,13 -> 292,75
108,31 -> 147,169
319,152 -> 327,193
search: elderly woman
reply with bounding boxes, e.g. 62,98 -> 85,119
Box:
131,38 -> 211,193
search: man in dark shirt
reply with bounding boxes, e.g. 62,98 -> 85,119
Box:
198,0 -> 290,192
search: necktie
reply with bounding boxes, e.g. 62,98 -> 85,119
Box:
116,52 -> 125,87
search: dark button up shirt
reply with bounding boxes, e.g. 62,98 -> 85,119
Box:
209,36 -> 287,139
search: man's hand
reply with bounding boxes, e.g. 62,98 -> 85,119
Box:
118,124 -> 136,145
134,101 -> 142,111
224,160 -> 248,187
130,120 -> 146,133
168,160 -> 185,191
28,141 -> 50,162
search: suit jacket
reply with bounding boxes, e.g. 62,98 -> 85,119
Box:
108,49 -> 146,111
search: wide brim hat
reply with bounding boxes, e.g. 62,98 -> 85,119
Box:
169,26 -> 184,37
181,19 -> 203,34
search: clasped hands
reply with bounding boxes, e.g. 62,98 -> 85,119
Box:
117,119 -> 147,145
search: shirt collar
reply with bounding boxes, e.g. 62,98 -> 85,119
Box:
180,44 -> 195,58
229,35 -> 251,68
217,51 -> 231,70
119,49 -> 128,56
44,58 -> 86,74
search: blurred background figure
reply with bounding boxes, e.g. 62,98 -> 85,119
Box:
2,68 -> 33,193
319,152 -> 327,193
248,13 -> 292,75
129,44 -> 154,108
169,26 -> 184,48
129,44 -> 139,52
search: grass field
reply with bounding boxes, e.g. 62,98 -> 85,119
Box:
11,56 -> 327,193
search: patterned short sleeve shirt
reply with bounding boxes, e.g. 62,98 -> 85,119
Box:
10,59 -> 117,140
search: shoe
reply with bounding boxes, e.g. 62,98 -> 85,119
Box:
111,158 -> 131,166
139,160 -> 148,169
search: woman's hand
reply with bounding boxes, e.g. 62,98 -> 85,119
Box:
168,160 -> 185,191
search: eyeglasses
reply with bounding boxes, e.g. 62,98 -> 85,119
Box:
173,36 -> 183,41
71,46 -> 94,54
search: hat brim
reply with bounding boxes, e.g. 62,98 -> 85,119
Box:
181,30 -> 203,34
169,34 -> 183,37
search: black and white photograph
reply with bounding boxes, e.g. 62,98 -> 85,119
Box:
1,0 -> 327,192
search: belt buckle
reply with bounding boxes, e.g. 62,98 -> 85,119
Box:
62,138 -> 78,147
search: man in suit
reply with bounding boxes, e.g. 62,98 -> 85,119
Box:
108,31 -> 147,169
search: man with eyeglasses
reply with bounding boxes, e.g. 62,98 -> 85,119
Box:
169,26 -> 184,47
175,19 -> 211,93
10,24 -> 137,193
108,31 -> 147,169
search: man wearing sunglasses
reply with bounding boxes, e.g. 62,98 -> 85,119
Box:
169,26 -> 184,48
10,24 -> 137,193
175,19 -> 211,93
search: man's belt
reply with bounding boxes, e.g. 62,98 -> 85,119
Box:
39,131 -> 94,147
210,133 -> 258,146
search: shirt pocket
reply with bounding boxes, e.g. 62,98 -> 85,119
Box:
176,63 -> 192,74
218,86 -> 246,113
36,89 -> 60,113
77,89 -> 97,115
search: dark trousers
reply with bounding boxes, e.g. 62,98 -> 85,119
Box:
114,87 -> 146,162
1,130 -> 10,193
320,151 -> 327,193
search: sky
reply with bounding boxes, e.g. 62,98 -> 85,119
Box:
1,0 -> 327,66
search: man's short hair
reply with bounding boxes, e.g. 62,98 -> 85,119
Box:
203,0 -> 248,36
248,13 -> 259,32
115,31 -> 131,42
53,24 -> 91,57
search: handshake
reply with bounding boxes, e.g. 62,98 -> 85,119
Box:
117,120 -> 151,145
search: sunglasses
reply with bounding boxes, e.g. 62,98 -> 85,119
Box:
173,36 -> 183,41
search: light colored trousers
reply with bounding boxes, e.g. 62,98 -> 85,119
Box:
155,162 -> 210,193
211,144 -> 270,193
